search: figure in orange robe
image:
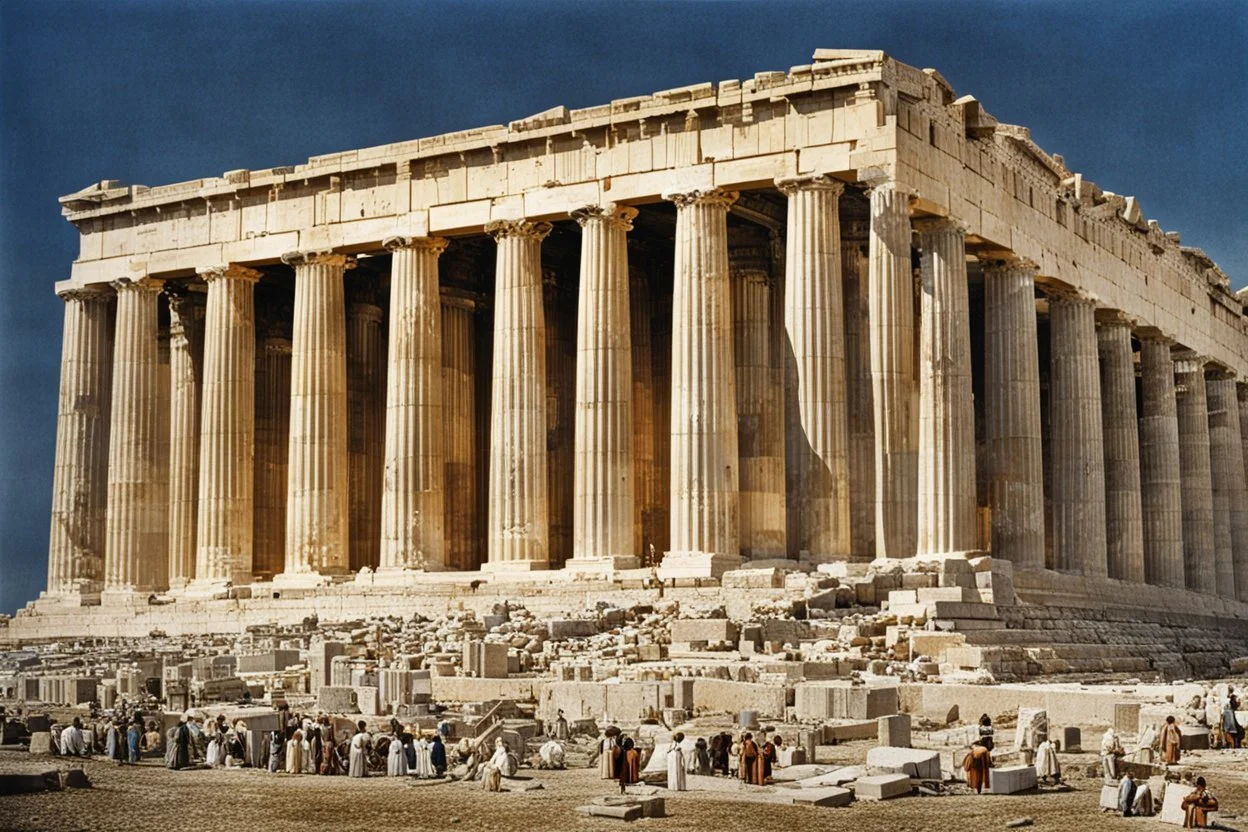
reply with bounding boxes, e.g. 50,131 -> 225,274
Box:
739,733 -> 761,785
963,742 -> 992,794
617,737 -> 640,794
1182,777 -> 1218,828
1161,716 -> 1183,765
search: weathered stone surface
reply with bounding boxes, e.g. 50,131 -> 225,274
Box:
865,746 -> 939,779
852,773 -> 913,800
987,765 -> 1037,795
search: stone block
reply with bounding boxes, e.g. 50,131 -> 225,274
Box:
987,765 -> 1036,794
916,586 -> 978,603
877,714 -> 911,748
587,804 -> 642,821
317,685 -> 358,713
790,786 -> 853,807
237,649 -> 301,674
693,679 -> 786,718
1099,784 -> 1119,811
722,568 -> 784,589
672,677 -> 695,711
797,765 -> 866,788
776,746 -> 806,767
888,590 -> 918,606
1160,784 -> 1195,826
760,619 -> 810,644
908,632 -> 965,662
28,732 -> 52,754
865,746 -> 939,780
547,619 -> 599,639
1060,726 -> 1081,753
1178,726 -> 1209,750
852,773 -> 913,800
1114,703 -> 1141,735
670,619 -> 738,644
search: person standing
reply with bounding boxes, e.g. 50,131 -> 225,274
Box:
1221,696 -> 1243,749
599,730 -> 619,779
285,729 -> 304,774
739,733 -> 760,785
964,741 -> 992,794
617,737 -> 640,794
386,733 -> 408,776
977,714 -> 995,751
1162,716 -> 1183,764
430,734 -> 447,776
666,733 -> 687,791
349,721 -> 370,778
1117,770 -> 1138,817
267,730 -> 284,772
127,719 -> 142,764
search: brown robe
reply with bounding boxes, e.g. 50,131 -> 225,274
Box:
964,744 -> 992,794
760,742 -> 775,782
618,749 -> 640,788
1161,723 -> 1182,765
1182,787 -> 1217,828
739,740 -> 760,785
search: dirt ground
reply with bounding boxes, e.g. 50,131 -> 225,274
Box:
3,741 -> 1246,832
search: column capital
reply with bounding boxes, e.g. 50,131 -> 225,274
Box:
1044,284 -> 1098,307
56,284 -> 113,304
1135,326 -> 1174,346
196,263 -> 262,283
912,216 -> 968,238
662,188 -> 739,210
1095,308 -> 1137,329
347,302 -> 384,324
110,276 -> 163,295
484,219 -> 552,241
570,203 -> 638,230
280,250 -> 356,269
383,235 -> 449,256
1173,351 -> 1209,375
261,336 -> 292,355
1205,364 -> 1237,382
863,179 -> 916,200
440,286 -> 487,311
981,257 -> 1038,277
775,173 -> 845,197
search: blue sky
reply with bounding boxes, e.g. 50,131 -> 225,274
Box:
1,0 -> 1245,614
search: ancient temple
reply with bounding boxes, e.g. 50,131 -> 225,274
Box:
24,49 -> 1248,639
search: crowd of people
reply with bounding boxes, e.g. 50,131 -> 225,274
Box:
595,725 -> 784,793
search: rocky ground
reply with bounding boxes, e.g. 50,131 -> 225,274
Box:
4,742 -> 1247,832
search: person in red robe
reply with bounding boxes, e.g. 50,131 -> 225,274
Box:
617,737 -> 640,794
760,736 -> 777,784
1161,716 -> 1183,765
964,741 -> 992,794
739,733 -> 761,785
1182,777 -> 1218,828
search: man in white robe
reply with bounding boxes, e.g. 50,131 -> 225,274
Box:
553,710 -> 570,741
1034,738 -> 1060,782
539,739 -> 565,769
413,735 -> 433,778
666,733 -> 687,791
206,735 -> 222,768
1132,780 -> 1155,816
1100,728 -> 1123,781
285,730 -> 304,774
490,738 -> 515,777
60,719 -> 87,757
599,732 -> 618,779
387,735 -> 409,776
349,722 -> 370,778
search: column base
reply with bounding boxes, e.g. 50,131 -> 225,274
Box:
481,560 -> 550,574
746,557 -> 810,572
99,588 -> 155,607
657,552 -> 741,580
367,566 -> 456,587
563,556 -> 641,575
269,571 -> 345,590
180,579 -> 236,600
38,588 -> 102,608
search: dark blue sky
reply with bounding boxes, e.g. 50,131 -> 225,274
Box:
1,0 -> 1244,614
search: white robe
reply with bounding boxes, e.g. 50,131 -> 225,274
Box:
539,740 -> 565,768
60,726 -> 85,757
599,736 -> 617,778
666,746 -> 687,791
349,732 -> 369,777
206,738 -> 221,767
412,738 -> 433,777
284,739 -> 303,774
1035,740 -> 1060,779
1132,782 -> 1154,816
387,738 -> 408,776
302,739 -> 315,773
490,744 -> 515,777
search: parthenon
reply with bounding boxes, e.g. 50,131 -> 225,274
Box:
13,48 -> 1248,645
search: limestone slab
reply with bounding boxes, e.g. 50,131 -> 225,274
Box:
852,773 -> 913,800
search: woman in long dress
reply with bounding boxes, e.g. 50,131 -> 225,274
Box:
349,722 -> 370,778
598,732 -> 618,779
964,742 -> 992,794
666,734 -> 687,791
413,734 -> 434,778
1161,716 -> 1183,764
617,737 -> 640,794
387,733 -> 409,776
285,729 -> 304,774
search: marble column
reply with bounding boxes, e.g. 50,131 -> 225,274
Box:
104,276 -> 166,594
165,288 -> 204,588
914,219 -> 976,555
1206,372 -> 1245,600
46,286 -> 114,596
982,260 -> 1044,570
778,175 -> 848,562
192,264 -> 260,588
1096,313 -> 1145,583
732,242 -> 786,561
253,328 -> 291,580
379,236 -> 448,571
1175,354 -> 1217,594
485,220 -> 552,570
281,251 -> 353,580
867,182 -> 918,558
347,291 -> 385,572
842,221 -> 876,561
630,267 -> 657,561
1048,290 -> 1107,577
569,204 -> 637,568
544,269 -> 576,568
1238,382 -> 1248,602
442,290 -> 478,571
662,188 -> 741,577
1138,335 -> 1185,588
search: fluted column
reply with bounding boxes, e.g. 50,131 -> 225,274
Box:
778,175 -> 848,562
485,220 -> 552,570
441,290 -> 478,571
1048,291 -> 1107,577
1238,382 -> 1248,602
842,221 -> 875,562
662,188 -> 741,577
732,242 -> 786,561
253,328 -> 291,580
47,286 -> 114,596
281,251 -> 353,580
104,276 -> 165,594
630,268 -> 657,561
191,264 -> 260,588
544,270 -> 576,568
867,182 -> 918,558
982,260 -> 1044,570
1096,314 -> 1145,583
1206,373 -> 1244,600
347,293 -> 385,572
913,219 -> 976,555
568,204 -> 637,568
1175,354 -> 1216,594
1139,335 -> 1185,588
165,288 -> 204,588
379,236 -> 448,571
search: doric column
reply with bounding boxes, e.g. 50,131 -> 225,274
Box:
569,204 -> 638,568
1138,335 -> 1185,588
46,286 -> 113,596
104,276 -> 166,594
842,219 -> 875,562
165,287 -> 204,588
1238,382 -> 1248,602
544,269 -> 576,568
1206,372 -> 1245,600
982,260 -> 1044,570
281,251 -> 353,580
1175,354 -> 1217,594
191,263 -> 260,589
347,290 -> 385,572
630,267 -> 658,561
913,218 -> 976,555
1048,290 -> 1108,577
485,220 -> 552,571
732,239 -> 786,561
867,182 -> 918,558
661,188 -> 741,578
1096,313 -> 1145,583
378,236 -> 448,571
253,327 -> 291,580
777,175 -> 848,562
441,289 -> 478,571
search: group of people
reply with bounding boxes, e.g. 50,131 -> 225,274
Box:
596,727 -> 783,793
51,714 -> 167,765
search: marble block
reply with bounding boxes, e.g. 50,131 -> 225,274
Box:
852,774 -> 913,800
988,765 -> 1037,795
865,746 -> 940,779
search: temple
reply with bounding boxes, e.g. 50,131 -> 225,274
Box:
10,49 -> 1248,666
